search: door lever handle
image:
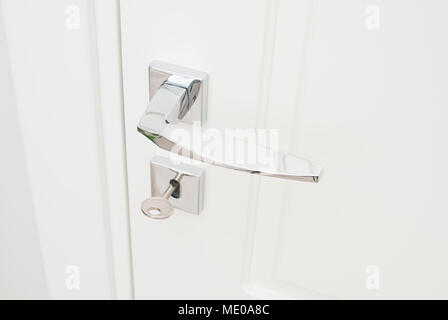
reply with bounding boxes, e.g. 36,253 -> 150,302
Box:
138,61 -> 323,183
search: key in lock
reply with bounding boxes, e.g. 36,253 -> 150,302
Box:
141,172 -> 182,219
141,156 -> 205,219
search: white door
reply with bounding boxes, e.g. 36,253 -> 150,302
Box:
121,0 -> 448,299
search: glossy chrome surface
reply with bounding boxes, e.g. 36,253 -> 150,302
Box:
148,60 -> 207,124
139,125 -> 322,182
150,156 -> 204,215
138,61 -> 323,182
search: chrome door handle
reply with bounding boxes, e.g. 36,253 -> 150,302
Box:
138,61 -> 323,183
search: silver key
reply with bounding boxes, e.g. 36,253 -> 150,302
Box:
141,173 -> 182,219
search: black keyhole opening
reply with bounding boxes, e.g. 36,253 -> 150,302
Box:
170,179 -> 180,198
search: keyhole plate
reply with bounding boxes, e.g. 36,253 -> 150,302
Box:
150,156 -> 205,215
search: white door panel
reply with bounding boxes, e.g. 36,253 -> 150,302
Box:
121,0 -> 448,299
267,0 -> 448,299
121,0 -> 268,299
1,0 -> 122,298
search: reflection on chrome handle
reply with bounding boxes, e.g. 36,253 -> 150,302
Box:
138,61 -> 323,183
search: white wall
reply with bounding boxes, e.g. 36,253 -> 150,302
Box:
0,7 -> 49,299
0,0 -> 132,299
